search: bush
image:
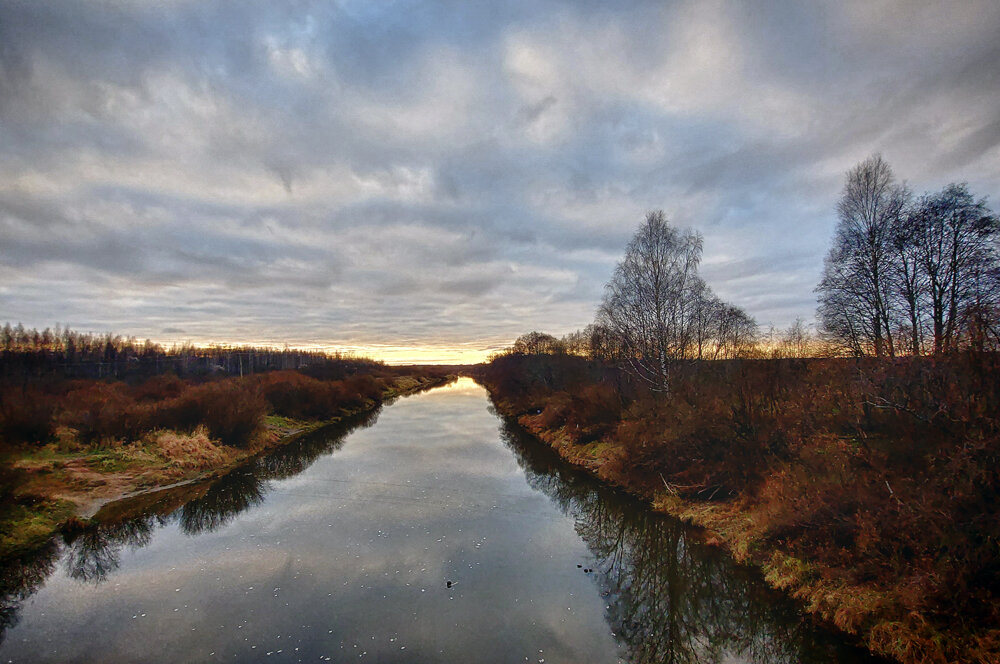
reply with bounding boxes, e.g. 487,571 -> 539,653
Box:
0,387 -> 56,446
480,351 -> 1000,627
57,383 -> 144,444
154,380 -> 266,448
132,373 -> 186,402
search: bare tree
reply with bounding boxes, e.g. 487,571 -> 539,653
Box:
890,208 -> 925,355
713,304 -> 758,359
817,154 -> 908,357
512,331 -> 563,355
598,211 -> 704,391
690,284 -> 723,360
909,183 -> 999,353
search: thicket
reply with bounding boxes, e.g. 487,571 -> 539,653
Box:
478,351 -> 1000,634
1,364 -> 442,451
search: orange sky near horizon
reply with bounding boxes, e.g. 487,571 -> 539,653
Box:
145,338 -> 501,366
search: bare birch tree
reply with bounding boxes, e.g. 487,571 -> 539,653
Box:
599,211 -> 704,391
817,154 -> 908,357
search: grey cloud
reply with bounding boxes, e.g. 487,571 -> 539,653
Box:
515,95 -> 557,126
1,0 -> 998,358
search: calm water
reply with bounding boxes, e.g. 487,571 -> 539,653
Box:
0,378 -> 882,663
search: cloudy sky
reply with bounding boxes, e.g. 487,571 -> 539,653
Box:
2,1 -> 999,362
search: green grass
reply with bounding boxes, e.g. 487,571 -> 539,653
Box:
85,449 -> 131,473
0,498 -> 76,559
264,414 -> 309,429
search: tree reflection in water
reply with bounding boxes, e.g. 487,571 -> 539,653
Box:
180,408 -> 379,535
2,402 -> 881,663
64,517 -> 158,583
497,417 -> 883,664
0,407 -> 382,642
0,540 -> 59,647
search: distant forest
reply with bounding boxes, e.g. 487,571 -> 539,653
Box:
0,323 -> 383,382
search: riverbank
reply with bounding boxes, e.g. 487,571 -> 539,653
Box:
1,373 -> 453,561
475,353 -> 1000,664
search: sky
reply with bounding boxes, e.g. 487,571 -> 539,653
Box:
2,0 -> 999,363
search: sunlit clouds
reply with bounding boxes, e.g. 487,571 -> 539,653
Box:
2,1 -> 999,362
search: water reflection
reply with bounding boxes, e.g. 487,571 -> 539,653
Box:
0,387 -> 883,663
0,407 -> 383,640
64,517 -> 158,584
496,416 -> 882,664
0,541 -> 58,646
178,407 -> 380,535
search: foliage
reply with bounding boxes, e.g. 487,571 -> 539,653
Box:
0,388 -> 56,446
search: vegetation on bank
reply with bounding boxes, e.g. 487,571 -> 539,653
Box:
0,340 -> 453,560
477,349 -> 999,664
473,161 -> 999,663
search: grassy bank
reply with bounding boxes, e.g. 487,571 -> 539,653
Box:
475,352 -> 1000,664
0,370 -> 453,560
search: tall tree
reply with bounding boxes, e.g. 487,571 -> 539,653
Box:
890,208 -> 925,354
909,183 -> 999,353
817,154 -> 908,357
511,331 -> 562,355
598,210 -> 755,388
599,211 -> 704,391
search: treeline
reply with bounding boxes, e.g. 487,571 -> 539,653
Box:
0,323 -> 383,381
0,327 -> 450,452
501,319 -> 821,365
818,155 -> 999,356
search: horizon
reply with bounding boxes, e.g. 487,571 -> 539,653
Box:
3,1 -> 999,364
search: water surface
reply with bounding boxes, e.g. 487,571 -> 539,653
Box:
0,378 -> 882,663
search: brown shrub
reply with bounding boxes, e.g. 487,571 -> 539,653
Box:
563,383 -> 621,440
0,386 -> 56,445
536,392 -> 571,430
132,373 -> 187,402
57,382 -> 145,444
153,380 -> 265,448
256,371 -> 385,420
482,351 -> 1000,629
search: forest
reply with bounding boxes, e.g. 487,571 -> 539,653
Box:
475,156 -> 1000,664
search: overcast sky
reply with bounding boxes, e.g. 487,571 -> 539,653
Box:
2,1 -> 999,362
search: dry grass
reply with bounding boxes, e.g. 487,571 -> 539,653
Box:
143,426 -> 230,469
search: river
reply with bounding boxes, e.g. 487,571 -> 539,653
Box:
0,378 -> 883,663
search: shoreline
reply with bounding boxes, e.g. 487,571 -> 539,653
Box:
1,374 -> 454,561
479,384 -> 986,664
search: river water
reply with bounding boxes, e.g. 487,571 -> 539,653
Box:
0,378 -> 882,663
